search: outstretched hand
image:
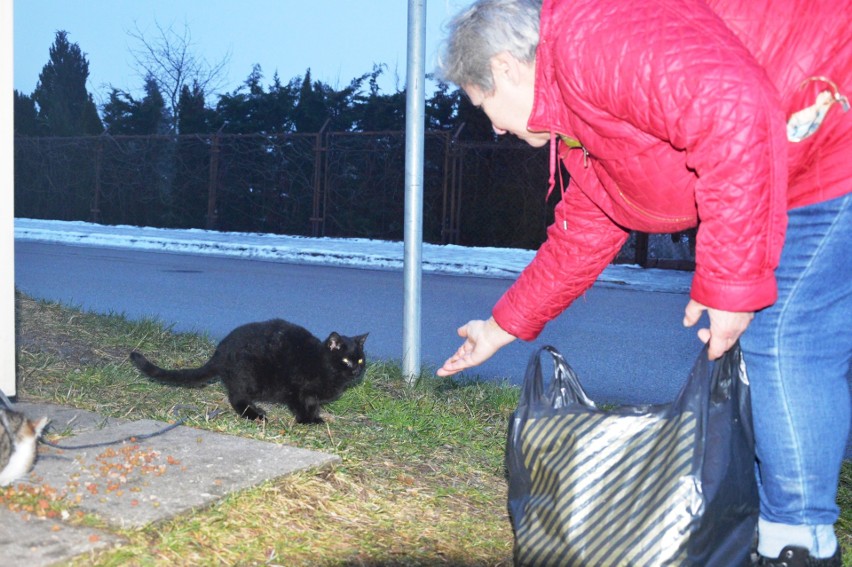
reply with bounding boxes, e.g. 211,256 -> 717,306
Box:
683,299 -> 753,359
436,317 -> 517,377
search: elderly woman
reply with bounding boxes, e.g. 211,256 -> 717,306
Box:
436,0 -> 850,565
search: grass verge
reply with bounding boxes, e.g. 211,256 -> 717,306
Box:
9,292 -> 852,566
13,293 -> 516,566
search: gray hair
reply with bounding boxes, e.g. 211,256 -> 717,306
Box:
436,0 -> 542,93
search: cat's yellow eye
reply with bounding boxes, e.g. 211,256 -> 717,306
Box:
358,359 -> 363,364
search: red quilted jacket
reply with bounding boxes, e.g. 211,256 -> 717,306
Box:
493,0 -> 851,342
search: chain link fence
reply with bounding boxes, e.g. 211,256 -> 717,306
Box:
14,132 -> 694,268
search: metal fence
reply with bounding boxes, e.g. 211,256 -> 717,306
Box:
14,131 -> 695,267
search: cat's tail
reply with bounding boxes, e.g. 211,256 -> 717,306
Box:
129,351 -> 219,387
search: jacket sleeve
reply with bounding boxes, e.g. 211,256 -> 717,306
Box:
492,184 -> 629,341
670,31 -> 788,312
552,0 -> 788,312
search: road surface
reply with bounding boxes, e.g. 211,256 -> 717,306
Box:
15,240 -> 702,405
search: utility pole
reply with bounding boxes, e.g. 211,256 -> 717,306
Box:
402,0 -> 426,382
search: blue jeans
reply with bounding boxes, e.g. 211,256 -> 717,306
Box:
740,192 -> 852,558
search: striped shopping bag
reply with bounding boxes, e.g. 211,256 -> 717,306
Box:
506,345 -> 758,567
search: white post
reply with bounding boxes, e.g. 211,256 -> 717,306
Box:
1,0 -> 17,399
403,0 -> 426,383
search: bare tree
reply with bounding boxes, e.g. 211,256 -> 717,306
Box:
127,20 -> 231,132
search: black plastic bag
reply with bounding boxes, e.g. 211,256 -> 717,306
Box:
506,344 -> 758,566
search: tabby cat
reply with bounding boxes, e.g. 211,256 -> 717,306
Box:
130,319 -> 368,424
0,408 -> 49,486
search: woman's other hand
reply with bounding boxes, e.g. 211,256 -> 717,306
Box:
683,299 -> 754,359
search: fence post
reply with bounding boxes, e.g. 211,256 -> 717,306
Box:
441,123 -> 465,244
90,136 -> 103,223
310,119 -> 330,237
441,130 -> 452,243
206,133 -> 220,230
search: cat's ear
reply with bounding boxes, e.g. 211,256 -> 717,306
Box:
326,332 -> 343,351
356,333 -> 369,347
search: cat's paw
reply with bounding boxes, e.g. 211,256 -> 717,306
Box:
296,416 -> 325,425
239,408 -> 267,422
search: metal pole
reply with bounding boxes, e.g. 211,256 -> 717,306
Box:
403,0 -> 426,382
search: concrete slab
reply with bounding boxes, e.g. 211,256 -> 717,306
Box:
34,418 -> 339,528
2,402 -> 340,564
0,508 -> 122,567
14,402 -> 129,435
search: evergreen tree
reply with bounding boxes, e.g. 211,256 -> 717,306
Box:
101,89 -> 136,133
215,66 -> 298,134
210,66 -> 304,233
320,75 -> 364,132
176,82 -> 212,134
172,83 -> 212,228
290,69 -> 361,132
263,73 -> 299,133
353,66 -> 406,132
425,80 -> 460,131
32,31 -> 102,136
292,70 -> 328,133
215,66 -> 262,133
102,76 -> 170,135
137,76 -> 170,134
13,90 -> 39,136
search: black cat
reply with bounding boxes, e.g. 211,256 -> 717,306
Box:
130,319 -> 368,424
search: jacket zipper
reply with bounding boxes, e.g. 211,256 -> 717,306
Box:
559,135 -> 691,226
616,188 -> 693,224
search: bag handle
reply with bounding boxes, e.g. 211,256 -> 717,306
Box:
517,342 -> 749,424
671,341 -> 747,411
521,345 -> 597,410
525,342 -> 746,413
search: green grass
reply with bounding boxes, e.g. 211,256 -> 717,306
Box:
9,293 -> 852,566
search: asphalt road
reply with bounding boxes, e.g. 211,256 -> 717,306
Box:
15,240 -> 702,405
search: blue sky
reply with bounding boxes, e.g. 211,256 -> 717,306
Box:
13,0 -> 469,105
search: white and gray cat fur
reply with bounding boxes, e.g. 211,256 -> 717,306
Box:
0,408 -> 49,486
